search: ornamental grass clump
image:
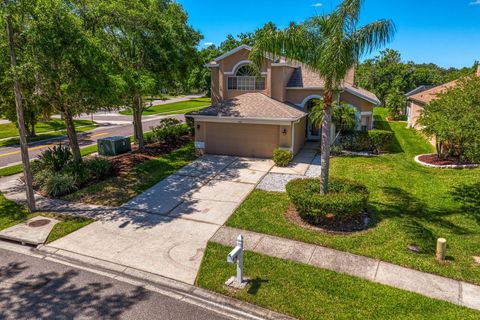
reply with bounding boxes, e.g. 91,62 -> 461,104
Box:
286,178 -> 369,224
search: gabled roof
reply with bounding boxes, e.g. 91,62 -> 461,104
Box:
189,92 -> 306,120
214,45 -> 253,62
405,85 -> 435,97
408,80 -> 459,105
342,85 -> 381,106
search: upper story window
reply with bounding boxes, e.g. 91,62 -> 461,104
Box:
227,65 -> 266,91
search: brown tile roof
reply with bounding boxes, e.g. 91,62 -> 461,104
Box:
190,93 -> 306,120
342,84 -> 381,105
287,64 -> 326,88
408,80 -> 459,105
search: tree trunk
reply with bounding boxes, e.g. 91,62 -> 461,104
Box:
6,13 -> 36,212
62,108 -> 82,163
132,94 -> 144,148
320,91 -> 333,195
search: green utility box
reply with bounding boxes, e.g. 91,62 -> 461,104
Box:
98,136 -> 131,156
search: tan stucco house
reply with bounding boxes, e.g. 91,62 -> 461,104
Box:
407,66 -> 480,129
187,45 -> 381,158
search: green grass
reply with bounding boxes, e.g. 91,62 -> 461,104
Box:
119,98 -> 211,116
0,192 -> 93,241
197,242 -> 479,320
226,108 -> 480,284
0,164 -> 24,177
0,124 -> 97,147
0,119 -> 96,140
64,142 -> 197,206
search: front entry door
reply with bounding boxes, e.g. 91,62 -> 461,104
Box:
307,117 -> 321,141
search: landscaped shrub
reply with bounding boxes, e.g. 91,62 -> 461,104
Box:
43,172 -> 78,197
340,131 -> 373,152
330,145 -> 343,156
272,149 -> 293,167
286,178 -> 369,224
84,158 -> 114,180
32,146 -> 115,197
35,144 -> 72,172
151,118 -> 189,145
368,130 -> 394,153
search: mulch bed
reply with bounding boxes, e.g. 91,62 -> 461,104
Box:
285,203 -> 372,235
109,135 -> 191,175
418,154 -> 475,166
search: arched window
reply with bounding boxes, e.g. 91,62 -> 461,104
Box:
235,65 -> 256,76
227,64 -> 266,91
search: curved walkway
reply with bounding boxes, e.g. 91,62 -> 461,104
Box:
211,226 -> 480,311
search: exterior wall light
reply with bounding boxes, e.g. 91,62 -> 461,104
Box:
196,124 -> 201,130
282,128 -> 287,135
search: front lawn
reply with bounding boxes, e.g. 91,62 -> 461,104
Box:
226,108 -> 480,284
197,242 -> 479,320
0,119 -> 96,140
119,97 -> 211,116
64,142 -> 197,206
0,192 -> 93,241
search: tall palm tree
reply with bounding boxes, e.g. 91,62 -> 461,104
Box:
250,0 -> 395,194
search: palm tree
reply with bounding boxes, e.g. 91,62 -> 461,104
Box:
250,0 -> 395,194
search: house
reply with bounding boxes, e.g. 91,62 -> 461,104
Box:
187,45 -> 381,158
407,66 -> 480,129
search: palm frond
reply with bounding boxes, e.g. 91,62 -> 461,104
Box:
351,19 -> 396,57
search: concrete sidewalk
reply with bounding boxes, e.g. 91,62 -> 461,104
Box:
211,226 -> 480,311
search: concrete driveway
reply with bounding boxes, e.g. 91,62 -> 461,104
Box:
46,155 -> 274,284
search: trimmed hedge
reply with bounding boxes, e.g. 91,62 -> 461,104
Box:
273,148 -> 293,167
286,178 -> 369,223
340,131 -> 373,152
368,130 -> 394,153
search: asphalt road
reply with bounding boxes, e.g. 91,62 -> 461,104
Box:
0,248 -> 230,320
0,115 -> 184,168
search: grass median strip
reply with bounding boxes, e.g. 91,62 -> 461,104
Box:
0,120 -> 96,140
119,97 -> 211,116
226,108 -> 480,285
197,242 -> 479,320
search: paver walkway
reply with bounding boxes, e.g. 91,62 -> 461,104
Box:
211,226 -> 480,311
4,155 -> 274,285
257,142 -> 321,192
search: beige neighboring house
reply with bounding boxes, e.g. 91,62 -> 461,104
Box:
407,65 -> 480,129
187,45 -> 381,158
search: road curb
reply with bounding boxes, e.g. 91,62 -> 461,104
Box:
0,240 -> 293,320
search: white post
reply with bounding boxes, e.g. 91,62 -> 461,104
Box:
236,234 -> 244,284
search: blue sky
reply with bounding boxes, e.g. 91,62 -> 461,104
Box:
178,0 -> 480,68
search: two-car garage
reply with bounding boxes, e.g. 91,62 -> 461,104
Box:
196,122 -> 281,158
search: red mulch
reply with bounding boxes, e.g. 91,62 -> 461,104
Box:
418,154 -> 474,166
285,203 -> 372,235
109,136 -> 191,175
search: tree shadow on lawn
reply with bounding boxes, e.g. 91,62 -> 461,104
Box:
374,187 -> 470,254
0,261 -> 148,319
452,182 -> 480,225
373,114 -> 403,154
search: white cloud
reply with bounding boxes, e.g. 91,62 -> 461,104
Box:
470,0 -> 480,5
203,42 -> 214,46
311,3 -> 323,7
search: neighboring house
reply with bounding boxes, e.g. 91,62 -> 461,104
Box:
187,45 -> 381,158
407,66 -> 480,129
